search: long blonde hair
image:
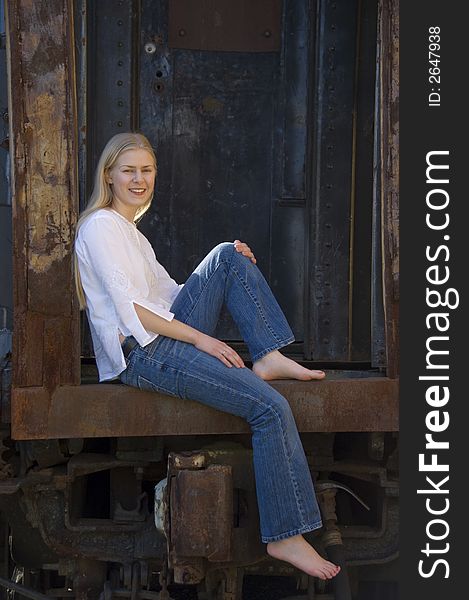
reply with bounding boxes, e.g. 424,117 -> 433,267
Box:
73,132 -> 157,309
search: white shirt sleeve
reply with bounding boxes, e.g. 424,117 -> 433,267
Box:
78,216 -> 175,347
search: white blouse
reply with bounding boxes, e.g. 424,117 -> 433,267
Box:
74,208 -> 184,382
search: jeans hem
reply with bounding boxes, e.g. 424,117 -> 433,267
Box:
250,335 -> 296,363
261,519 -> 323,544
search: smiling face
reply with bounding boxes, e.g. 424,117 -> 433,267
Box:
107,148 -> 157,219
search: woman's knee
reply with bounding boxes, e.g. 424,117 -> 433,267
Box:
213,241 -> 235,258
249,390 -> 295,428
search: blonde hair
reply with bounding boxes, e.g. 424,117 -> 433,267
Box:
73,132 -> 157,309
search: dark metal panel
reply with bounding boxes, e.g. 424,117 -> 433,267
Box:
87,0 -> 139,174
11,378 -> 398,439
270,0 -> 310,341
350,0 -> 378,361
278,0 -> 309,200
309,0 -> 358,361
139,0 -> 291,341
168,0 -> 282,52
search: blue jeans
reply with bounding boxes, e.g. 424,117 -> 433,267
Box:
120,242 -> 323,542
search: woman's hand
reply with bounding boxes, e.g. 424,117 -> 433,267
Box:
233,240 -> 257,264
194,332 -> 245,368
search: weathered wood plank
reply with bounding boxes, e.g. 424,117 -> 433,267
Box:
6,0 -> 80,393
11,378 -> 399,440
379,0 -> 399,378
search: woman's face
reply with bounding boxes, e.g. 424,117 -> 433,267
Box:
107,148 -> 156,213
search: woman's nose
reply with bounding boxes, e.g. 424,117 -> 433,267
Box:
132,171 -> 143,182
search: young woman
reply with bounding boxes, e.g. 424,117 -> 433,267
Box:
74,132 -> 340,580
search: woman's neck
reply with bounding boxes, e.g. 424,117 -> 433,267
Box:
109,202 -> 137,224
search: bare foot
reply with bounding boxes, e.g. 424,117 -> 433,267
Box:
252,350 -> 326,381
267,534 -> 340,580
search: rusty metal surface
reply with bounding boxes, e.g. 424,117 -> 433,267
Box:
170,465 -> 233,562
7,0 -> 80,390
168,0 -> 281,52
11,377 -> 398,440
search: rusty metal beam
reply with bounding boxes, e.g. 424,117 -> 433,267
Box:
379,0 -> 399,378
11,378 -> 398,440
6,0 -> 80,393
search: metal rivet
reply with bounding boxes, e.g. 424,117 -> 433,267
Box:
118,60 -> 123,67
145,42 -> 157,54
117,121 -> 123,127
179,29 -> 186,37
264,29 -> 272,37
117,19 -> 123,26
117,80 -> 123,86
117,100 -> 124,107
118,41 -> 124,48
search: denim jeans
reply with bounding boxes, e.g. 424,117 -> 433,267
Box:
120,242 -> 323,542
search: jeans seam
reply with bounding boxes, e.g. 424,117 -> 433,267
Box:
177,369 -> 309,529
250,336 -> 295,363
182,257 -> 232,324
230,264 -> 283,344
261,519 -> 323,544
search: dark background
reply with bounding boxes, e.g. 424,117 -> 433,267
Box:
400,2 -> 466,597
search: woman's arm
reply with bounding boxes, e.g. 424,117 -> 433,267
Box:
134,303 -> 245,368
